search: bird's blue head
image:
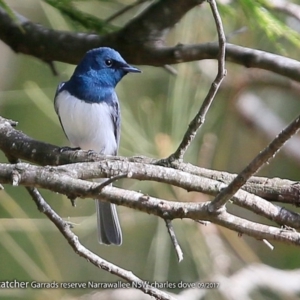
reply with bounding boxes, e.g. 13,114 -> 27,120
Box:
72,47 -> 141,88
59,47 -> 141,103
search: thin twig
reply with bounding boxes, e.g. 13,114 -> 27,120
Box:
164,219 -> 183,262
91,173 -> 128,193
45,60 -> 58,76
262,239 -> 274,251
164,0 -> 226,161
26,187 -> 175,300
104,0 -> 150,24
164,64 -> 178,76
209,114 -> 300,212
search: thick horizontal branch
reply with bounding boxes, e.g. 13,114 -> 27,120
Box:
1,160 -> 300,230
0,162 -> 299,246
1,7 -> 300,83
2,118 -> 300,243
0,116 -> 154,165
101,187 -> 300,246
0,0 -> 204,65
1,116 -> 300,206
153,43 -> 300,82
0,162 -> 213,218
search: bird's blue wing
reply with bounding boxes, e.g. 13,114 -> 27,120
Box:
54,82 -> 65,114
54,82 -> 70,140
110,94 -> 121,154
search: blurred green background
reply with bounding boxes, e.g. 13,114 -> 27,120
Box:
1,0 -> 300,299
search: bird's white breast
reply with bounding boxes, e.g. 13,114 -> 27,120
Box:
55,90 -> 117,155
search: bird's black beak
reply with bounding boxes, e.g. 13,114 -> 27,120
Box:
122,64 -> 141,73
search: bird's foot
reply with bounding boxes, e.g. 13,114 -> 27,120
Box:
87,149 -> 97,155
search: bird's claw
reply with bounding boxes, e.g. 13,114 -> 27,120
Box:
59,146 -> 81,153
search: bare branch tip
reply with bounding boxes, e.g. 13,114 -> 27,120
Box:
11,170 -> 21,186
46,60 -> 59,76
70,198 -> 77,207
263,239 -> 275,251
164,219 -> 184,262
164,64 -> 178,76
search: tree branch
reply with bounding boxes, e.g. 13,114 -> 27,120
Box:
171,161 -> 300,205
0,0 -> 204,64
1,162 -> 300,246
165,0 -> 226,161
2,158 -> 300,229
1,4 -> 300,84
219,263 -> 300,298
164,219 -> 183,262
1,116 -> 300,206
26,187 -> 175,300
209,113 -> 300,211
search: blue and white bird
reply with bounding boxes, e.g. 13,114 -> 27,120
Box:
54,47 -> 141,245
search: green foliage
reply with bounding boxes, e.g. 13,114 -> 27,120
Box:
0,0 -> 17,21
44,0 -> 117,33
0,0 -> 25,33
238,0 -> 300,51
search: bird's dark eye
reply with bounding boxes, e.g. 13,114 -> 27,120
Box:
105,59 -> 113,67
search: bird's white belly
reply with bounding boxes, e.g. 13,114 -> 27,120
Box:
55,90 -> 117,155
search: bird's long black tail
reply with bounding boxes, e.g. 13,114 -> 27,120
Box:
96,200 -> 122,245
